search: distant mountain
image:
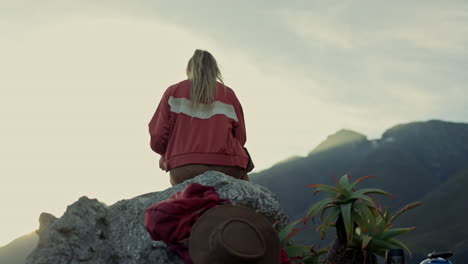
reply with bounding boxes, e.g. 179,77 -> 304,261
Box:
310,129 -> 368,154
251,120 -> 468,263
0,232 -> 37,264
252,128 -> 375,217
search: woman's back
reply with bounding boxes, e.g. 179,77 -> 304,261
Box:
149,50 -> 250,185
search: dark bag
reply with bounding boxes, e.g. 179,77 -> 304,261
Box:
243,147 -> 255,172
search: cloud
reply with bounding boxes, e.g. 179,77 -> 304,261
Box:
273,1 -> 468,117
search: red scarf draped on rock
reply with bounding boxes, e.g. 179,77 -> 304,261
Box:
144,183 -> 292,264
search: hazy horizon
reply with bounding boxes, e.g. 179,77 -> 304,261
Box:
1,0 -> 468,246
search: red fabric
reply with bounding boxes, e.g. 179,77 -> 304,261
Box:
144,183 -> 230,263
145,182 -> 292,264
148,79 -> 249,171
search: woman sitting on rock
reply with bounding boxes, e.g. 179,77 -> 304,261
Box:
149,49 -> 253,185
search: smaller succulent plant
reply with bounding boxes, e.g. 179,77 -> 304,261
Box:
349,202 -> 422,257
279,218 -> 328,264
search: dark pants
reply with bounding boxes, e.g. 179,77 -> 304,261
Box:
169,164 -> 249,186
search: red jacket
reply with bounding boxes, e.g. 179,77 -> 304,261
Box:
149,80 -> 249,171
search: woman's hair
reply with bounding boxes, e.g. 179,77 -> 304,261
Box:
186,49 -> 225,109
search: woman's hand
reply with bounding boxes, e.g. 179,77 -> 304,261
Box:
159,156 -> 165,170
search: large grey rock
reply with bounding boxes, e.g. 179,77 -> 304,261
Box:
26,171 -> 289,264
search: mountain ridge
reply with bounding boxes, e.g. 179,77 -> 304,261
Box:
251,119 -> 468,263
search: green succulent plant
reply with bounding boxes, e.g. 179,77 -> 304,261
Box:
305,174 -> 421,262
305,175 -> 392,242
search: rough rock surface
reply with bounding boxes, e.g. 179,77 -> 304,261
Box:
26,171 -> 289,264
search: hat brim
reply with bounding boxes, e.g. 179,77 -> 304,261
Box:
189,204 -> 280,264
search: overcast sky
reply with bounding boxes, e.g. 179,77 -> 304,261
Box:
1,0 -> 467,246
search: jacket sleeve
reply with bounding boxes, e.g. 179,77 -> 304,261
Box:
149,90 -> 171,155
232,94 -> 247,146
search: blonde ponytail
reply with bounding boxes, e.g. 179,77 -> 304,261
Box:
186,50 -> 225,109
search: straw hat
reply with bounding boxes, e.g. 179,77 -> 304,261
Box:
189,204 -> 280,264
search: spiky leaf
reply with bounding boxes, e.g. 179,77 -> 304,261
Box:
279,219 -> 303,246
353,202 -> 376,235
305,184 -> 339,196
361,234 -> 373,249
388,202 -> 423,225
285,245 -> 311,258
347,175 -> 376,191
318,208 -> 340,239
369,238 -> 398,252
387,238 -> 413,257
338,174 -> 350,188
306,197 -> 334,220
340,203 -> 354,241
355,188 -> 394,199
349,193 -> 376,205
302,255 -> 318,264
380,227 -> 416,240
